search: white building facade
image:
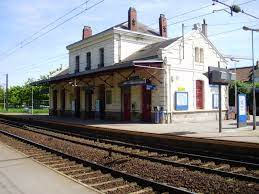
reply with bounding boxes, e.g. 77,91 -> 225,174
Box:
41,7 -> 228,123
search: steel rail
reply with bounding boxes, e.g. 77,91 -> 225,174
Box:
1,116 -> 258,164
1,120 -> 259,183
0,118 -> 258,168
0,129 -> 193,194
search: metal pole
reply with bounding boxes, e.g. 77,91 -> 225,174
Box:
3,86 -> 5,111
5,74 -> 8,112
235,62 -> 238,128
182,23 -> 184,59
218,62 -> 222,133
252,30 -> 256,130
31,86 -> 34,115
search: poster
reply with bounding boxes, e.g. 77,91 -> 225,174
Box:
175,92 -> 188,110
212,94 -> 219,109
238,95 -> 246,115
237,94 -> 247,126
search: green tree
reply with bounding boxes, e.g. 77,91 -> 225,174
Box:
0,86 -> 4,108
229,81 -> 252,106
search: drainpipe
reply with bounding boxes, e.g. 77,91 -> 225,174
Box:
164,52 -> 169,123
118,34 -> 122,62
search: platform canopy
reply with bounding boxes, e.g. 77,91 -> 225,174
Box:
31,59 -> 164,87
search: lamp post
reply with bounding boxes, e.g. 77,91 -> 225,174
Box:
243,26 -> 259,130
231,58 -> 239,127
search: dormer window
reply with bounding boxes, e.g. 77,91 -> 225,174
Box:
75,55 -> 80,73
99,48 -> 104,68
86,52 -> 91,70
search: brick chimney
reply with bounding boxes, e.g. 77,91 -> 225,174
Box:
128,7 -> 137,31
202,19 -> 208,37
159,14 -> 167,37
82,26 -> 92,40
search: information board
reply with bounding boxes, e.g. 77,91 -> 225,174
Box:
175,92 -> 188,110
212,94 -> 219,109
237,94 -> 247,127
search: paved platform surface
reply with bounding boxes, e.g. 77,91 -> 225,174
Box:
0,141 -> 98,194
1,113 -> 259,144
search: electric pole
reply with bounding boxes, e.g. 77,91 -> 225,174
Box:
5,74 -> 8,111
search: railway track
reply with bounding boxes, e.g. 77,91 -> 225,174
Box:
0,119 -> 259,185
0,130 -> 192,194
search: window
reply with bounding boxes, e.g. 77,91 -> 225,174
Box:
86,52 -> 91,70
99,48 -> 104,68
105,90 -> 112,104
200,48 -> 204,63
195,47 -> 199,62
75,55 -> 80,73
195,47 -> 204,63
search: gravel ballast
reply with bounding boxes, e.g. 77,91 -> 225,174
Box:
1,125 -> 259,194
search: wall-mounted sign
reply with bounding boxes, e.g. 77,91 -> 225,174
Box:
212,94 -> 219,109
208,66 -> 234,85
120,79 -> 146,87
95,100 -> 100,112
146,84 -> 157,90
237,94 -> 247,127
177,87 -> 185,92
71,100 -> 75,112
175,92 -> 188,110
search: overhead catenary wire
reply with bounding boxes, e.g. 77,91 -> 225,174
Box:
2,0 -> 257,82
0,0 -> 91,58
11,53 -> 68,72
0,0 -> 105,62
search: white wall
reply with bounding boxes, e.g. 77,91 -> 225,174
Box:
68,34 -> 114,74
162,30 -> 228,112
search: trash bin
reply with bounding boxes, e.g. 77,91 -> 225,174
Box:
159,107 -> 165,123
154,106 -> 159,124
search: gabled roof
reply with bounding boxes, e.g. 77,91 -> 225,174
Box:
123,37 -> 180,62
114,21 -> 160,36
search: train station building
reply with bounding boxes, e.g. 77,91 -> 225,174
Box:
35,7 -> 228,123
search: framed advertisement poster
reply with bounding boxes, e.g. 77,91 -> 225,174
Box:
237,94 -> 247,127
175,92 -> 188,110
212,94 -> 219,109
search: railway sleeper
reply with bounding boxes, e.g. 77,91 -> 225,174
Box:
89,178 -> 124,187
128,187 -> 154,194
76,170 -> 103,180
175,157 -> 190,163
214,164 -> 231,170
32,153 -> 56,159
230,167 -> 247,173
55,164 -> 84,171
74,170 -> 102,180
27,151 -> 51,157
36,155 -> 62,162
46,160 -> 74,166
63,167 -> 92,175
101,182 -> 137,193
82,174 -> 114,184
201,161 -> 216,167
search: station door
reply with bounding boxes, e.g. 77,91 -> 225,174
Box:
196,80 -> 204,109
142,85 -> 152,122
122,87 -> 131,121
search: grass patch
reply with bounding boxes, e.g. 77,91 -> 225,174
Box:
0,108 -> 49,114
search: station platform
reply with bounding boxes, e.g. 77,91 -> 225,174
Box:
0,141 -> 98,194
2,113 -> 258,144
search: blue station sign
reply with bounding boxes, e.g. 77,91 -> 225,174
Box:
237,93 -> 247,127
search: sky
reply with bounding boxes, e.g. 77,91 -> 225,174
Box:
0,0 -> 258,86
